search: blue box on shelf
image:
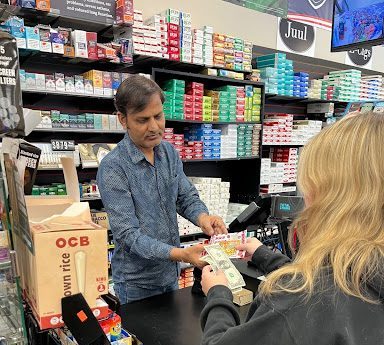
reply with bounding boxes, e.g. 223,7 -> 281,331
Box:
244,85 -> 253,93
295,72 -> 309,77
212,153 -> 221,159
203,153 -> 213,159
203,135 -> 213,141
203,141 -> 214,147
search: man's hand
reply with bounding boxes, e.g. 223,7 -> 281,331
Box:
201,265 -> 228,295
236,237 -> 263,258
170,244 -> 207,269
198,213 -> 227,236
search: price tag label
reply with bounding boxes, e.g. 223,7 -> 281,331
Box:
51,139 -> 75,151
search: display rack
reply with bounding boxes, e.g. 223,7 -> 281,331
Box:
0,167 -> 27,344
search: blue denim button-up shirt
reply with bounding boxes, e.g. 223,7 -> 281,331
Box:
97,134 -> 208,288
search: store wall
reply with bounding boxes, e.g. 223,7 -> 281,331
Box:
137,0 -> 384,74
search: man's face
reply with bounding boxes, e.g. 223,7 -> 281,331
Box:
118,93 -> 165,151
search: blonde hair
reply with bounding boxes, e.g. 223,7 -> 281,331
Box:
260,113 -> 384,303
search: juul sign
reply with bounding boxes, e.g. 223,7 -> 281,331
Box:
277,18 -> 316,57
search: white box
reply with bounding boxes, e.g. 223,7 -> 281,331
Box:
35,74 -> 46,90
52,42 -> 64,54
40,41 -> 52,53
72,30 -> 88,58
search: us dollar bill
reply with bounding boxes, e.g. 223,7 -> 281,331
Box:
204,244 -> 245,292
200,255 -> 218,273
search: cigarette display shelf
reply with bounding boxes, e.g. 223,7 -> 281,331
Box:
33,128 -> 125,134
153,68 -> 265,89
19,48 -> 133,73
34,156 -> 261,171
130,54 -> 254,75
0,1 -> 127,39
266,93 -> 350,105
22,89 -> 115,100
166,119 -> 261,125
0,4 -> 253,75
262,143 -> 304,147
182,157 -> 259,163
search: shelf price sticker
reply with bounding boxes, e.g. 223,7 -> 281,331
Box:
51,139 -> 75,151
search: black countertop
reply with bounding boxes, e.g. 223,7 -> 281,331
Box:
120,287 -> 251,345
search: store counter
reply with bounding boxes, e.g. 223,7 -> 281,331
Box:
120,287 -> 252,345
119,262 -> 264,345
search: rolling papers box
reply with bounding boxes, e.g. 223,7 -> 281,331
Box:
14,157 -> 108,330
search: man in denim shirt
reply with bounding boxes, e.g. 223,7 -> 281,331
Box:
97,75 -> 227,304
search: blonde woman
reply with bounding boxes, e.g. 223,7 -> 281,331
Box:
200,112 -> 384,345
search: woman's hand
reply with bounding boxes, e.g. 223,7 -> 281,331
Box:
236,237 -> 263,258
201,265 -> 228,295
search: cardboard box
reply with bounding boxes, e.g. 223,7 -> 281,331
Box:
116,0 -> 134,25
86,32 -> 98,60
65,76 -> 75,93
35,73 -> 45,90
50,30 -> 64,54
10,26 -> 26,49
25,26 -> 40,50
74,75 -> 85,94
45,74 -> 55,91
72,30 -> 88,58
13,157 -> 108,330
55,73 -> 65,92
91,211 -> 110,229
233,288 -> 253,306
38,24 -> 51,52
36,0 -> 50,11
103,71 -> 113,96
63,45 -> 75,58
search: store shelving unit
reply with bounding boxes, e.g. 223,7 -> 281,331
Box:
22,89 -> 115,100
33,128 -> 125,134
151,68 -> 265,204
164,119 -> 260,125
18,48 -> 133,72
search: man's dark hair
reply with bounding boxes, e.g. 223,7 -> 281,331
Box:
115,74 -> 165,116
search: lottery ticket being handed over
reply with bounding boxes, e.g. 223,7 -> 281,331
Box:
208,230 -> 247,259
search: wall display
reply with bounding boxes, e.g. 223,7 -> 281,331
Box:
277,18 -> 316,57
345,47 -> 373,69
50,0 -> 115,24
222,0 -> 288,17
287,0 -> 333,30
331,0 -> 384,52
